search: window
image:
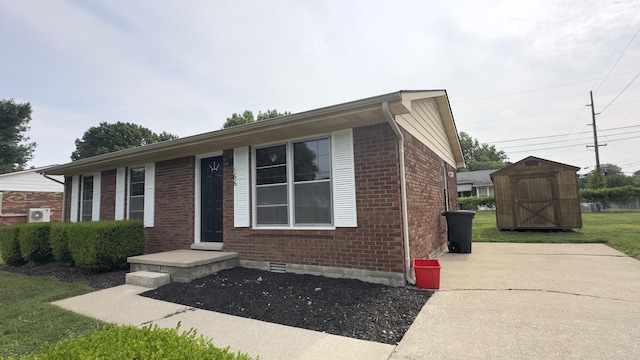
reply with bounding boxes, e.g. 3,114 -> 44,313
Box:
81,175 -> 93,222
129,167 -> 145,221
254,137 -> 332,227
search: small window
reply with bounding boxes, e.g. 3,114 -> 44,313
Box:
525,160 -> 539,167
129,167 -> 145,221
81,175 -> 93,222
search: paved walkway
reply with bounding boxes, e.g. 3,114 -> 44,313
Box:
54,243 -> 640,359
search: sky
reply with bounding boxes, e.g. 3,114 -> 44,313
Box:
1,0 -> 639,175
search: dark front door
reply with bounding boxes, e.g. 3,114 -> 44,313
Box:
201,156 -> 223,242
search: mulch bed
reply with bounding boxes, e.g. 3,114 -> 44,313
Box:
1,263 -> 432,344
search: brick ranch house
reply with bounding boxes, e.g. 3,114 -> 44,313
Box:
43,90 -> 465,286
0,166 -> 64,226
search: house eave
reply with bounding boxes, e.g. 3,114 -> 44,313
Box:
44,90 -> 462,176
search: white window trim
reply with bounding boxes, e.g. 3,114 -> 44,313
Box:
126,163 -> 155,227
92,172 -> 101,221
234,147 -> 250,228
115,168 -> 126,220
70,175 -> 79,223
194,151 -> 224,243
80,174 -> 96,222
252,134 -> 336,230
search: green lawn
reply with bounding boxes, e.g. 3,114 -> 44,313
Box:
0,271 -> 108,358
472,211 -> 640,260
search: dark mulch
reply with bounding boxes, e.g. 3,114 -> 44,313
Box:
1,262 -> 432,344
0,262 -> 127,290
141,267 -> 432,344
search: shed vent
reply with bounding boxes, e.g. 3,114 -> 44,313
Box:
270,263 -> 287,273
524,160 -> 539,167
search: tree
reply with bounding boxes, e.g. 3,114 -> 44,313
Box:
71,122 -> 178,160
458,132 -> 509,171
222,109 -> 290,129
0,99 -> 36,174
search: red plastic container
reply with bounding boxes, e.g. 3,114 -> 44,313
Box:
414,259 -> 441,289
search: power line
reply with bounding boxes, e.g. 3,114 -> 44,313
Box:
507,135 -> 640,154
452,71 -> 640,103
486,124 -> 640,144
498,130 -> 640,149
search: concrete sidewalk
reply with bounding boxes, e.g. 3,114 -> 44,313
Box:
53,285 -> 395,360
391,243 -> 640,359
54,243 -> 640,359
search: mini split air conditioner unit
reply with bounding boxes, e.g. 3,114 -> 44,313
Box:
28,208 -> 51,223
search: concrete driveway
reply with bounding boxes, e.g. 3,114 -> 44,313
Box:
391,243 -> 640,359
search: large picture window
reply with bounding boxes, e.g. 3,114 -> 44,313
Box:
80,175 -> 93,222
254,137 -> 332,227
129,167 -> 145,221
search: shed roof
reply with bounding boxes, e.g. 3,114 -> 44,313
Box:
44,90 -> 465,176
490,156 -> 580,179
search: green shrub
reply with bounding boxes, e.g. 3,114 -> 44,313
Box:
18,223 -> 53,264
21,324 -> 254,360
0,224 -> 25,266
459,196 -> 495,210
50,222 -> 72,263
68,220 -> 146,273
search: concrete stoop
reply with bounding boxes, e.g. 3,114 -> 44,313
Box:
126,271 -> 171,288
127,250 -> 239,283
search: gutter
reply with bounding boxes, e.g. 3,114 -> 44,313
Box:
0,192 -> 28,217
382,102 -> 415,285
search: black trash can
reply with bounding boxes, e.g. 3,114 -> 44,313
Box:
441,210 -> 476,253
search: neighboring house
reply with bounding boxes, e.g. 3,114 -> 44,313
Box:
457,169 -> 497,198
44,90 -> 465,286
0,166 -> 64,226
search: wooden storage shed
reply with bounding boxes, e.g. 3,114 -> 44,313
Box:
490,156 -> 582,230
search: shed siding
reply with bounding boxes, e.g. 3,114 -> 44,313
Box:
492,157 -> 581,230
396,98 -> 457,167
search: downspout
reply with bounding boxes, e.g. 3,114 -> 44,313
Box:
443,162 -> 450,211
382,102 -> 415,285
41,172 -> 66,222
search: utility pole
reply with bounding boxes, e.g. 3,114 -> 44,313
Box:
586,91 -> 606,173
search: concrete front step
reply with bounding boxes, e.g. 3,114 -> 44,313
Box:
126,271 -> 171,288
127,250 -> 239,283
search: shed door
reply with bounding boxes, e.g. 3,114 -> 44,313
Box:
513,175 -> 558,228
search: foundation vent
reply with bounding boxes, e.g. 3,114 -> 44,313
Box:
270,263 -> 287,273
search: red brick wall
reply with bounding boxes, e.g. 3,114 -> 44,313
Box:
145,157 -> 196,253
0,191 -> 63,226
222,123 -> 405,273
402,128 -> 457,261
100,170 -> 116,220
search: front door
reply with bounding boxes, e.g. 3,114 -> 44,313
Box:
201,156 -> 223,242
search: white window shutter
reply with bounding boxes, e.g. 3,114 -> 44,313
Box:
70,175 -> 80,223
332,129 -> 357,227
234,147 -> 250,227
144,163 -> 155,227
92,172 -> 101,221
115,168 -> 125,220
